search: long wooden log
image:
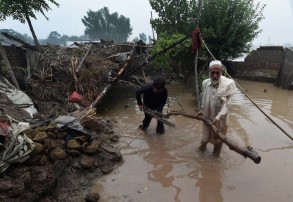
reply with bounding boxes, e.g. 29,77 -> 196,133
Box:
1,32 -> 38,51
118,35 -> 191,80
165,111 -> 261,164
144,108 -> 175,127
78,54 -> 132,120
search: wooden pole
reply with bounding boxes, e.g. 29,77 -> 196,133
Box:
150,11 -> 156,41
194,50 -> 200,110
79,54 -> 132,120
193,0 -> 202,110
0,42 -> 20,89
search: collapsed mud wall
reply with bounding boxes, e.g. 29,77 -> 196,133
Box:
0,45 -> 27,67
1,43 -> 287,86
0,45 -> 28,89
275,48 -> 293,89
225,46 -> 285,82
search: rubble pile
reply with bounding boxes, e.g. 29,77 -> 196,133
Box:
0,41 -> 143,201
0,111 -> 122,201
28,42 -> 134,112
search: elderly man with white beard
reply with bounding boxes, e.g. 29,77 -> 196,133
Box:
196,60 -> 237,156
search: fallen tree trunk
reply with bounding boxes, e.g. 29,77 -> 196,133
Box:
165,111 -> 261,164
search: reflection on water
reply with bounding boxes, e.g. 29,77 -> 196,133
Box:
195,159 -> 223,202
143,135 -> 181,202
233,79 -> 293,122
230,80 -> 293,147
95,80 -> 293,202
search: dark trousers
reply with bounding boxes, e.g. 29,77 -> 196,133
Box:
142,112 -> 165,133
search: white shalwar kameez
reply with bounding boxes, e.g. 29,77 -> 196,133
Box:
201,75 -> 237,145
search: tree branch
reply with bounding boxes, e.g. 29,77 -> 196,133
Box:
165,111 -> 261,164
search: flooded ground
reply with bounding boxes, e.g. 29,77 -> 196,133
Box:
93,79 -> 293,202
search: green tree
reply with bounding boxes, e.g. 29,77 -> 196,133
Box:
0,0 -> 59,52
47,31 -> 61,44
149,0 -> 196,35
59,34 -> 70,45
82,7 -> 132,42
149,0 -> 265,59
148,35 -> 152,44
201,0 -> 265,59
133,37 -> 140,42
151,33 -> 193,71
139,33 -> 147,43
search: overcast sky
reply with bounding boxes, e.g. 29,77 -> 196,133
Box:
1,0 -> 293,47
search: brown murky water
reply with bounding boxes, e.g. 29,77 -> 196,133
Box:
92,80 -> 293,202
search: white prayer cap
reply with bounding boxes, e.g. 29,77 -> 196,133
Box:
209,60 -> 222,68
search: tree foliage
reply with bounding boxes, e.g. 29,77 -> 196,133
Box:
149,0 -> 196,35
139,33 -> 147,43
82,7 -> 132,42
0,0 -> 59,51
149,0 -> 265,59
0,0 -> 59,22
150,33 -> 193,70
41,32 -> 88,45
148,36 -> 152,44
201,0 -> 265,59
47,31 -> 61,44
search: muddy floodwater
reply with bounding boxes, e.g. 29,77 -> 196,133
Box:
93,80 -> 293,202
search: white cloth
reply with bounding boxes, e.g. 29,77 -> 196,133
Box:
201,76 -> 237,144
0,76 -> 38,117
0,116 -> 35,173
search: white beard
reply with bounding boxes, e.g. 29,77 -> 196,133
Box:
212,80 -> 220,86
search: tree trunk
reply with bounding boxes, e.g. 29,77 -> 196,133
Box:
25,14 -> 43,53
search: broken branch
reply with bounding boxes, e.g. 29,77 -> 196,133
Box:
76,43 -> 92,73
